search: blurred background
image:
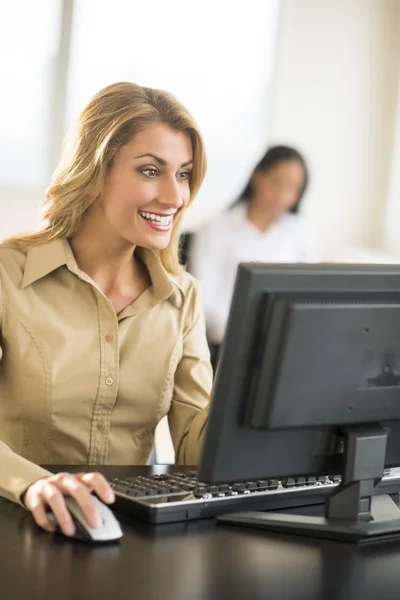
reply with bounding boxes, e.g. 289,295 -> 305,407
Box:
1,0 -> 400,262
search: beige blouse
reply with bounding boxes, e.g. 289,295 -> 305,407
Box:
0,239 -> 212,505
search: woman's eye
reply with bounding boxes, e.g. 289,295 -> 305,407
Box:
178,171 -> 192,181
140,168 -> 158,178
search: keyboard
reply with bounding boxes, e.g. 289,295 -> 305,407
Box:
110,468 -> 400,525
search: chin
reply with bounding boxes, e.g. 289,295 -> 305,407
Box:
136,233 -> 172,251
146,240 -> 170,251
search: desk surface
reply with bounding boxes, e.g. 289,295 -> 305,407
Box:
2,465 -> 400,600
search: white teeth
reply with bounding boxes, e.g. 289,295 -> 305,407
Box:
138,211 -> 173,226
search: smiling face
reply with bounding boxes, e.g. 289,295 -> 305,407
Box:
98,122 -> 193,250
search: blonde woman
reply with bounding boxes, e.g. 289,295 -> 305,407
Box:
0,82 -> 212,537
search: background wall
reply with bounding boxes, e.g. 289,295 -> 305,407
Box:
261,0 -> 400,261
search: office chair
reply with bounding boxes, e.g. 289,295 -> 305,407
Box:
179,232 -> 193,266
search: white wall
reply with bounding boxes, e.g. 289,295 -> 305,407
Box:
0,189 -> 41,239
267,0 -> 400,260
381,4 -> 400,256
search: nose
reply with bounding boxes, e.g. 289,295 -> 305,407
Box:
159,177 -> 184,210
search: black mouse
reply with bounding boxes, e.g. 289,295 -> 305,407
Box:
46,496 -> 123,543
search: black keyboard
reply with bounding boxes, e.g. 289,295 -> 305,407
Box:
110,468 -> 400,524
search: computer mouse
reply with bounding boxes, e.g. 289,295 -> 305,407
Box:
46,496 -> 123,543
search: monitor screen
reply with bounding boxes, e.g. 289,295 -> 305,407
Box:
198,263 -> 400,543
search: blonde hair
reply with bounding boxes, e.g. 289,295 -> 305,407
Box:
4,82 -> 206,274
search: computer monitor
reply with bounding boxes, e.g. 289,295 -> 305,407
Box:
198,262 -> 400,543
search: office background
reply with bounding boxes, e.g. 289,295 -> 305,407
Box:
1,0 -> 400,460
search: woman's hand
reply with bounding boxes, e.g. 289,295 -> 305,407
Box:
23,471 -> 115,536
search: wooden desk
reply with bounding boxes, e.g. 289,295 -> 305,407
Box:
1,466 -> 400,600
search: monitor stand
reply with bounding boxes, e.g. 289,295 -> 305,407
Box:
218,425 -> 400,544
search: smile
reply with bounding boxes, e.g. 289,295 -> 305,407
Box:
138,210 -> 174,231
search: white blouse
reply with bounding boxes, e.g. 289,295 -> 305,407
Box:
189,203 -> 316,344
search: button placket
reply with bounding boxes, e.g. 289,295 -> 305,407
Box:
88,298 -> 119,464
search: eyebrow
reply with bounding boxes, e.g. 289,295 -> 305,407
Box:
134,153 -> 193,168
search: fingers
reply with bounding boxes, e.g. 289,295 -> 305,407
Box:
24,470 -> 115,536
54,474 -> 100,529
42,483 -> 76,536
31,503 -> 56,533
78,472 -> 115,504
25,487 -> 56,533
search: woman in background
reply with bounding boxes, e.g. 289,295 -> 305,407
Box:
189,145 -> 316,368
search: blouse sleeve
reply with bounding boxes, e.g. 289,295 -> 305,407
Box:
168,278 -> 213,465
0,272 -> 52,506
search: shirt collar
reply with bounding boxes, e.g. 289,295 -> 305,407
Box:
21,239 -> 184,309
21,238 -> 69,288
136,246 -> 185,309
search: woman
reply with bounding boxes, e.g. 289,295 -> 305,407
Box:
0,82 -> 212,536
190,145 -> 316,366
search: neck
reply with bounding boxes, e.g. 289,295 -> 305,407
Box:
69,214 -> 138,293
246,200 -> 276,233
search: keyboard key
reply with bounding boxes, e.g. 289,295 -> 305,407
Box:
112,483 -> 128,494
281,478 -> 296,488
245,482 -> 257,491
267,479 -> 279,490
256,481 -> 268,491
232,483 -> 246,493
154,487 -> 170,495
219,484 -> 231,492
194,486 -> 208,496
